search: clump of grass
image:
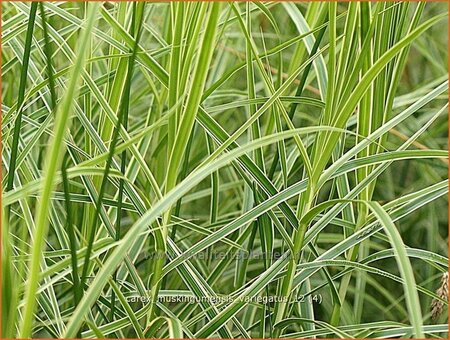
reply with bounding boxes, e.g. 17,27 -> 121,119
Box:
1,2 -> 449,339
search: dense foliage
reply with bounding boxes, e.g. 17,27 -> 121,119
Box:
1,2 -> 448,338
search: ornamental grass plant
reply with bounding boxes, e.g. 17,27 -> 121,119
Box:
1,1 -> 449,338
